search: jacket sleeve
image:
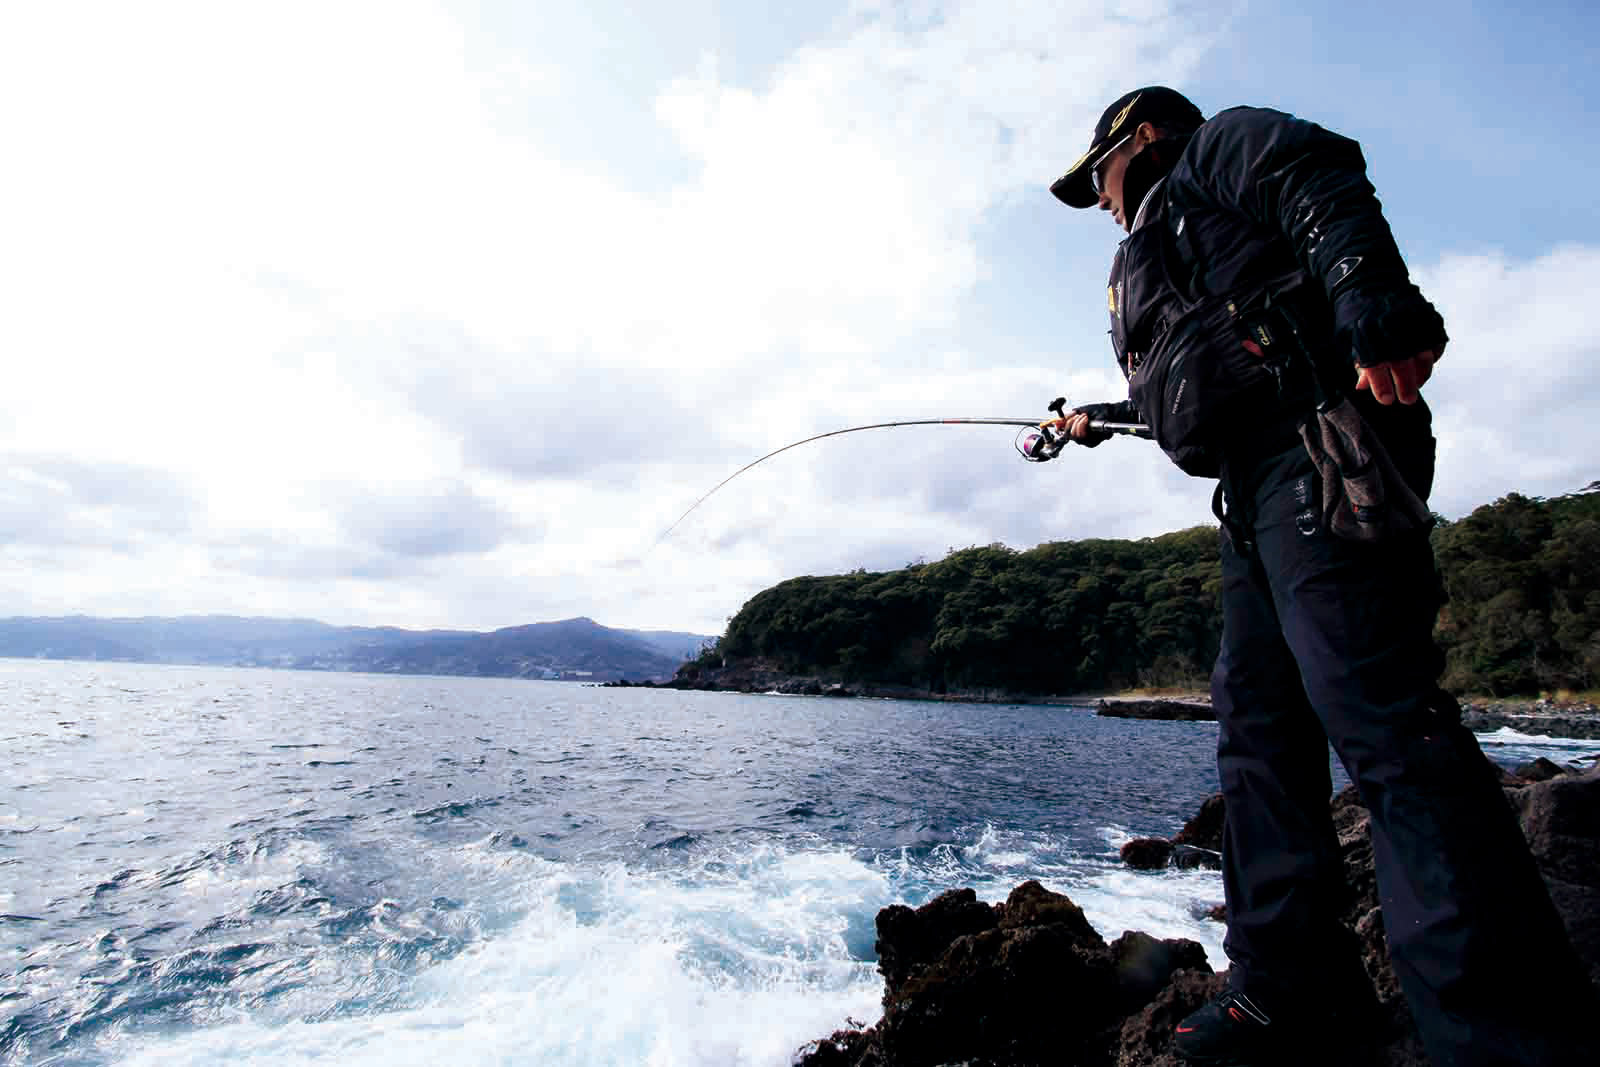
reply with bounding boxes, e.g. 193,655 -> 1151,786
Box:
1176,107 -> 1446,365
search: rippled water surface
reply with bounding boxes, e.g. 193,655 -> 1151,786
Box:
2,660 -> 1589,1066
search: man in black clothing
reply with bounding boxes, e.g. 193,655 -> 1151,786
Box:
1050,87 -> 1595,1066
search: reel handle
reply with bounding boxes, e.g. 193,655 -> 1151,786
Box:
1048,397 -> 1068,420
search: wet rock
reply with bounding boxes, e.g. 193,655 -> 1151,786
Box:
1119,794 -> 1222,871
799,881 -> 1211,1067
1120,838 -> 1174,870
1509,760 -> 1600,985
1108,931 -> 1210,1013
1514,756 -> 1570,782
1095,699 -> 1216,721
1172,793 -> 1225,851
800,770 -> 1600,1066
1170,844 -> 1221,871
873,888 -> 997,995
1458,701 -> 1600,740
1112,968 -> 1224,1067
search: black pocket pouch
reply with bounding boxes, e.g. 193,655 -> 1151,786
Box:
1128,293 -> 1277,476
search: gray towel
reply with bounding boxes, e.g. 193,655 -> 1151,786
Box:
1298,397 -> 1432,541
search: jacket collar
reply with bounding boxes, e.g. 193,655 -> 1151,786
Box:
1130,177 -> 1167,232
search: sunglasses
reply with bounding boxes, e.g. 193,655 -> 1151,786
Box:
1090,133 -> 1133,196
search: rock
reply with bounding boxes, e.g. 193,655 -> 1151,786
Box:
1173,794 -> 1226,851
1108,931 -> 1210,1013
1120,837 -> 1174,870
801,772 -> 1600,1066
1514,756 -> 1570,782
999,879 -> 1103,944
798,881 -> 1212,1067
1170,844 -> 1221,871
1458,706 -> 1600,740
873,888 -> 997,995
1095,699 -> 1217,721
1112,968 -> 1224,1067
1509,764 -> 1600,985
1118,794 -> 1221,872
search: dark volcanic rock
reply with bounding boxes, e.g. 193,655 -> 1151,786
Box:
873,888 -> 998,993
1170,844 -> 1221,871
1514,756 -> 1571,782
1458,701 -> 1600,740
1107,931 -> 1210,1014
1173,793 -> 1225,851
1118,795 -> 1223,872
1120,838 -> 1173,871
799,881 -> 1211,1067
1095,699 -> 1216,721
800,766 -> 1600,1066
1113,968 -> 1225,1067
1509,761 -> 1600,986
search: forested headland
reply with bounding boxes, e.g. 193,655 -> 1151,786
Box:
679,486 -> 1600,699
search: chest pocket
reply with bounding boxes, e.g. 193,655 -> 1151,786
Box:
1110,198 -> 1307,477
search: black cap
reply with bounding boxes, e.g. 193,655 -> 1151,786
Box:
1050,87 -> 1204,208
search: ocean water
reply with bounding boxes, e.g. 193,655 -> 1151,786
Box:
2,660 -> 1592,1066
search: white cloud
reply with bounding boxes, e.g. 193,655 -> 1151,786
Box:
1418,245 -> 1600,516
7,1 -> 1588,638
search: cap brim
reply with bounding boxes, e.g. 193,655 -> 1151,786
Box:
1050,139 -> 1107,208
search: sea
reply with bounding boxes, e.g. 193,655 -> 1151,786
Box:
3,659 -> 1594,1067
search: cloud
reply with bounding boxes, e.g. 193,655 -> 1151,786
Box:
0,454 -> 199,550
14,1 -> 1587,638
1417,245 -> 1600,515
333,480 -> 532,559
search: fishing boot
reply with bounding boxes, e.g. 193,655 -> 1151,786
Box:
1172,989 -> 1281,1065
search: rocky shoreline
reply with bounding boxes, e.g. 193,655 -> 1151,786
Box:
795,759 -> 1600,1066
1091,696 -> 1600,738
1457,699 -> 1600,740
614,666 -> 1600,739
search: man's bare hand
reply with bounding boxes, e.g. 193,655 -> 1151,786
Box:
1061,412 -> 1095,440
1355,349 -> 1441,405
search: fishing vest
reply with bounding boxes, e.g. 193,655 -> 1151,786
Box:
1108,181 -> 1326,477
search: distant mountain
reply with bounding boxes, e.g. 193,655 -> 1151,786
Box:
0,614 -> 713,682
346,617 -> 687,681
0,615 -> 460,668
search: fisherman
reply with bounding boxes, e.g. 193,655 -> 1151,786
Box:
1049,88 -> 1596,1065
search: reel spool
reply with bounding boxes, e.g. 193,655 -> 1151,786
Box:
1015,396 -> 1074,462
1015,425 -> 1061,462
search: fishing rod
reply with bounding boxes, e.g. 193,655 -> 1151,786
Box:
652,397 -> 1151,548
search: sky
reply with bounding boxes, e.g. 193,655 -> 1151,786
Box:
2,0 -> 1597,636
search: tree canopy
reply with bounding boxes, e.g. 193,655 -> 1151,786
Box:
687,486 -> 1600,698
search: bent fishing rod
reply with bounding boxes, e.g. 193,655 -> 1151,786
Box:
653,397 -> 1150,548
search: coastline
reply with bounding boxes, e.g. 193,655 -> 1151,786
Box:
614,670 -> 1600,739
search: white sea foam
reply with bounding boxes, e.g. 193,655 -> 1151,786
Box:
964,823 -> 1031,868
1067,865 -> 1227,968
1098,824 -> 1136,851
1474,726 -> 1600,749
109,842 -> 886,1067
79,828 -> 1227,1067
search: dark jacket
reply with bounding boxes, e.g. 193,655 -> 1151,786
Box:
1083,106 -> 1446,474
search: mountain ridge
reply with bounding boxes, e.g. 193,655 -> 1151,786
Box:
0,614 -> 713,682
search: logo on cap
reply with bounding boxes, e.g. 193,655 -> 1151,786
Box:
1108,93 -> 1142,135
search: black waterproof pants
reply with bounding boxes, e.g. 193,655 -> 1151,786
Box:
1211,421 -> 1595,1066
